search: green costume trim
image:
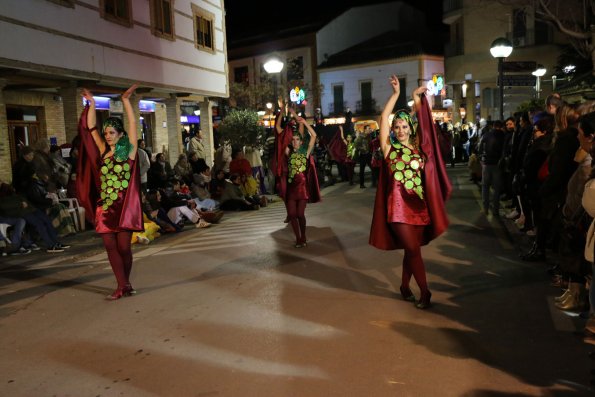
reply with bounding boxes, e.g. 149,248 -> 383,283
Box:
99,157 -> 132,211
288,147 -> 307,184
389,142 -> 424,200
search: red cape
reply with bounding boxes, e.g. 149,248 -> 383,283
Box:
369,96 -> 451,250
76,105 -> 143,231
326,127 -> 347,163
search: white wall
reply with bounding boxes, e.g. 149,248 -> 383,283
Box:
0,0 -> 227,96
319,59 -> 421,116
316,2 -> 423,65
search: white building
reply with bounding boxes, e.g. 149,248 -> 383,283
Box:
0,0 -> 228,182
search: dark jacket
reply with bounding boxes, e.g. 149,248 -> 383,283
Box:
539,128 -> 579,204
479,128 -> 505,165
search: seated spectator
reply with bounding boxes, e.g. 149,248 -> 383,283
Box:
240,173 -> 267,208
191,166 -> 220,211
220,173 -> 259,211
160,179 -> 211,228
12,146 -> 36,194
148,152 -> 174,189
26,172 -> 76,237
189,151 -> 208,175
210,169 -> 227,201
132,192 -> 161,244
174,153 -> 193,186
229,148 -> 253,177
0,182 -> 70,253
0,215 -> 35,255
144,190 -> 182,233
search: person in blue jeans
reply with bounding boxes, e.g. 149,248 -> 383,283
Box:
0,215 -> 35,255
0,182 -> 69,253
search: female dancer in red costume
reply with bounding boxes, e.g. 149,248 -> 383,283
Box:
286,117 -> 317,247
77,85 -> 144,300
273,102 -> 321,223
370,75 -> 451,309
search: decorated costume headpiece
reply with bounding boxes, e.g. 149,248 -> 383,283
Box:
393,109 -> 417,136
103,117 -> 132,162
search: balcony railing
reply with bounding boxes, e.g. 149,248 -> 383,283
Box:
328,102 -> 347,116
356,99 -> 377,115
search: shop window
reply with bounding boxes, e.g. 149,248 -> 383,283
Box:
100,0 -> 133,27
151,0 -> 174,39
192,4 -> 215,53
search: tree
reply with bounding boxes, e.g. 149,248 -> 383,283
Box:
217,108 -> 265,148
497,0 -> 595,74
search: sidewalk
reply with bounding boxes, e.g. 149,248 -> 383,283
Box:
0,204 -> 264,269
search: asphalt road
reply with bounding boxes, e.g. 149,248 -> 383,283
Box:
0,166 -> 593,396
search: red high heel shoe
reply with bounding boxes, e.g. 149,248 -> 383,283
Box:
399,286 -> 415,302
415,291 -> 432,309
106,288 -> 127,300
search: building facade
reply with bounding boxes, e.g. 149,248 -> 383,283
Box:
442,0 -> 568,122
0,0 -> 228,183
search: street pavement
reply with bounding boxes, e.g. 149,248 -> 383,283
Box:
0,166 -> 594,396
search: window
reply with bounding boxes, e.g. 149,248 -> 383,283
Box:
151,0 -> 174,39
359,81 -> 374,113
100,0 -> 132,27
192,4 -> 215,53
395,78 -> 407,109
512,9 -> 527,39
286,56 -> 304,82
332,85 -> 344,115
234,66 -> 249,84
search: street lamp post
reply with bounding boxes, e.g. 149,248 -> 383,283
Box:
532,64 -> 546,99
263,56 -> 284,112
490,37 -> 513,121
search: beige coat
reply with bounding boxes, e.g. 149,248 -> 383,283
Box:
581,177 -> 595,262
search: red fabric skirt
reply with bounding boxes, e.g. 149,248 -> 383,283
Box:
287,173 -> 309,201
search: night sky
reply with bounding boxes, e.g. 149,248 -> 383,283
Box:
225,0 -> 442,45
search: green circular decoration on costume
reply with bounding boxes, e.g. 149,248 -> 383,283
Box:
100,192 -> 106,199
410,160 -> 420,170
389,151 -> 397,160
100,175 -> 106,182
102,204 -> 108,211
404,180 -> 414,189
113,180 -> 121,189
395,171 -> 403,181
101,182 -> 107,189
108,162 -> 113,169
402,147 -> 411,155
107,180 -> 113,187
299,166 -> 306,172
414,177 -> 421,185
122,180 -> 129,188
404,169 -> 413,179
123,163 -> 130,172
101,166 -> 108,174
396,161 -> 405,170
106,199 -> 113,206
124,172 -> 130,179
391,163 -> 397,171
109,192 -> 118,201
107,187 -> 113,193
114,164 -> 122,173
402,154 -> 411,162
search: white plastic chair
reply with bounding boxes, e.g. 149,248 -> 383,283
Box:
59,198 -> 86,232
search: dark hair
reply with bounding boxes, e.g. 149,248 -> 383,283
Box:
579,112 -> 595,137
492,120 -> 504,130
533,112 -> 555,134
229,173 -> 240,181
505,117 -> 515,124
20,146 -> 34,156
546,93 -> 565,109
520,112 -> 530,125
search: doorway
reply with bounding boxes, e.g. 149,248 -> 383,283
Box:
7,121 -> 40,164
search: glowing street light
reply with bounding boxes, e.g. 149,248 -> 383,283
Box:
264,56 -> 284,111
532,65 -> 546,98
490,37 -> 513,120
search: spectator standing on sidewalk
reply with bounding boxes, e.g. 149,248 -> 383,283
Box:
355,125 -> 373,188
78,85 -> 143,300
478,120 -> 506,217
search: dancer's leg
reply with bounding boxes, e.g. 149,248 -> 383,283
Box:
286,199 -> 300,243
296,200 -> 307,244
116,231 -> 133,281
389,223 -> 427,293
102,233 -> 127,288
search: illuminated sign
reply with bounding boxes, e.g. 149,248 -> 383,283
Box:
289,86 -> 306,105
139,100 -> 156,112
180,115 -> 200,123
426,74 -> 445,96
82,96 -> 111,110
